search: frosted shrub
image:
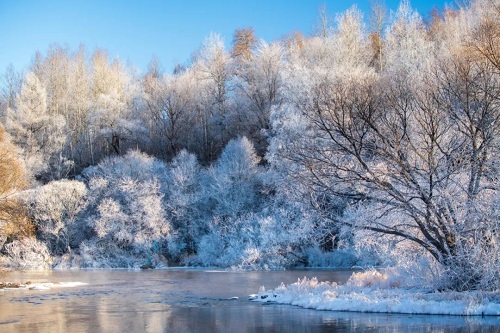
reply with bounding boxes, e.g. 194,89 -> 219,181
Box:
165,232 -> 188,263
25,179 -> 88,255
304,246 -> 357,268
196,210 -> 313,268
84,179 -> 170,267
439,222 -> 500,291
439,193 -> 500,291
80,151 -> 171,267
3,237 -> 52,269
79,239 -> 141,268
351,227 -> 442,288
193,138 -> 269,267
195,215 -> 261,267
345,268 -> 421,290
82,149 -> 168,185
168,150 -> 202,256
204,137 -> 262,218
346,264 -> 440,291
196,232 -> 225,266
256,209 -> 312,267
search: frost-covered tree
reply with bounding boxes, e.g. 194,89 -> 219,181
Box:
191,33 -> 233,162
88,50 -> 143,158
285,6 -> 370,78
204,136 -> 262,218
142,60 -> 194,159
384,1 -> 434,79
142,59 -> 168,157
195,137 -> 268,266
268,1 -> 499,289
368,1 -> 387,71
167,150 -> 201,257
0,64 -> 22,109
233,42 -> 284,155
331,6 -> 372,71
3,237 -> 52,270
35,45 -> 71,118
65,46 -> 92,169
465,0 -> 500,70
5,72 -> 68,183
25,179 -> 87,255
80,150 -> 170,267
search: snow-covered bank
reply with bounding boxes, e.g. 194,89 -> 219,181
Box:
252,270 -> 500,316
0,281 -> 87,291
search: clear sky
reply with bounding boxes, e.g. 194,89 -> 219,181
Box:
0,0 -> 453,74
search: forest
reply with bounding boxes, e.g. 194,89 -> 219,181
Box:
0,0 -> 498,292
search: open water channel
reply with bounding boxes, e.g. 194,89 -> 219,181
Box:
0,269 -> 497,332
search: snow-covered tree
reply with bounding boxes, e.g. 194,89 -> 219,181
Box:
65,46 -> 92,169
233,42 -> 285,155
80,150 -> 170,267
331,6 -> 371,71
204,136 -> 262,218
3,237 -> 52,269
25,179 -> 87,255
0,64 -> 22,109
191,33 -> 233,162
268,4 -> 499,288
142,61 -> 195,159
36,45 -> 71,118
384,1 -> 434,80
5,72 -> 69,183
88,50 -> 143,158
167,150 -> 201,257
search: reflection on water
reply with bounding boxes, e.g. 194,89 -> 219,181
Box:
0,269 -> 497,333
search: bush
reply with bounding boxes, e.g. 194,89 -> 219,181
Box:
3,238 -> 52,270
25,179 -> 88,255
79,150 -> 171,267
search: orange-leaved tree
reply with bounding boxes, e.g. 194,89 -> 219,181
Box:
0,124 -> 33,251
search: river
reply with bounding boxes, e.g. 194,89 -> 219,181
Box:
0,269 -> 497,332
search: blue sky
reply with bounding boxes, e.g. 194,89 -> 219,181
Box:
0,0 -> 453,74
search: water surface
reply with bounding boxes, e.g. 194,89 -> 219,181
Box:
0,269 -> 497,332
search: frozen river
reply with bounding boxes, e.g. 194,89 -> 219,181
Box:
0,269 -> 497,332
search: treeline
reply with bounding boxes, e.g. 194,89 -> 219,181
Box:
0,1 -> 498,291
0,30 -> 281,183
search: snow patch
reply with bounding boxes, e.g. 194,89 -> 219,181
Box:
253,271 -> 500,316
1,281 -> 87,291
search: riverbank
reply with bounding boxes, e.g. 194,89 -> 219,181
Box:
252,270 -> 500,316
0,281 -> 87,290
